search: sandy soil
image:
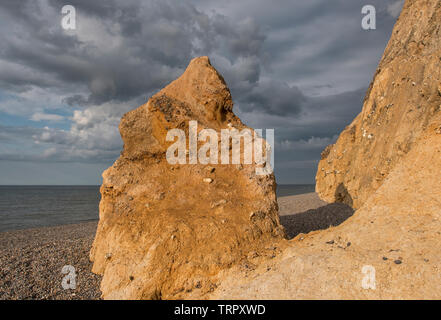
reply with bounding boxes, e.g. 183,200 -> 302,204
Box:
0,192 -> 353,300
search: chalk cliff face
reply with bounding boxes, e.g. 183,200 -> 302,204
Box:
201,0 -> 441,299
90,57 -> 285,299
316,0 -> 441,208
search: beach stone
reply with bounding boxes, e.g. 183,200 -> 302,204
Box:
90,56 -> 285,299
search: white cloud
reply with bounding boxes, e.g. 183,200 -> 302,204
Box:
387,0 -> 405,18
31,113 -> 65,122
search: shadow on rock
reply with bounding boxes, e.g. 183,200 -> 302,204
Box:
335,183 -> 353,207
280,203 -> 354,240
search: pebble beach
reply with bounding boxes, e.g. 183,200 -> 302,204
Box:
0,192 -> 353,300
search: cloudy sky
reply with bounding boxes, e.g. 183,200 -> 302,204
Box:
0,0 -> 404,185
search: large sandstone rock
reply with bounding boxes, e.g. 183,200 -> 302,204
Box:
316,0 -> 441,208
202,0 -> 441,299
90,57 -> 285,299
209,117 -> 441,299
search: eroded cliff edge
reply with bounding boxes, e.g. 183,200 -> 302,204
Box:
316,0 -> 441,209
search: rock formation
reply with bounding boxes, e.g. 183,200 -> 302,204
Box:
209,116 -> 441,299
91,0 -> 441,300
198,0 -> 441,299
90,56 -> 285,299
316,0 -> 441,208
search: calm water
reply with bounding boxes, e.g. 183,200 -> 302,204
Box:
0,186 -> 101,232
276,184 -> 315,197
0,184 -> 314,232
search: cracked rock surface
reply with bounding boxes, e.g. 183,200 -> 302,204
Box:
90,56 -> 285,299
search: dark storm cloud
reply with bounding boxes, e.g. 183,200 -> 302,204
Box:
0,0 -> 404,184
62,94 -> 89,107
0,0 -> 267,104
237,80 -> 306,116
203,0 -> 401,96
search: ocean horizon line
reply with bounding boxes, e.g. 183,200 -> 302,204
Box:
0,183 -> 316,187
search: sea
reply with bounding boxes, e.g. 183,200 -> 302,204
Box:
0,184 -> 315,232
